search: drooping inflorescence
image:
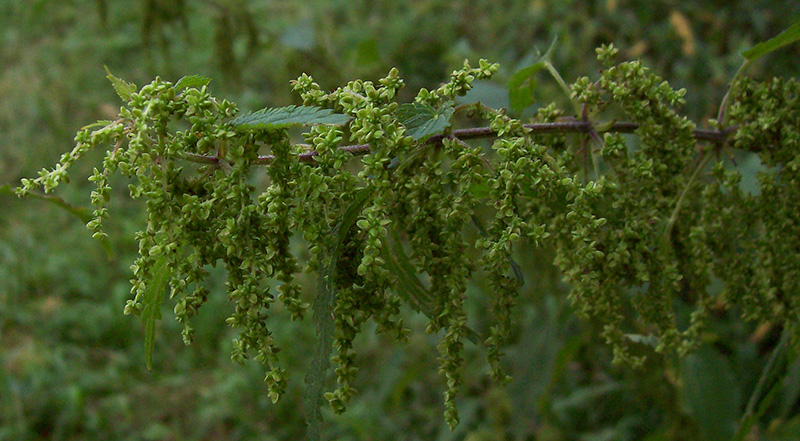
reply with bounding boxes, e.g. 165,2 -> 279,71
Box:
16,46 -> 800,432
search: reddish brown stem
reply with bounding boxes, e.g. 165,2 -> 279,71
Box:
180,121 -> 735,166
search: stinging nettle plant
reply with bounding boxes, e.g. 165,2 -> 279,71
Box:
14,23 -> 800,437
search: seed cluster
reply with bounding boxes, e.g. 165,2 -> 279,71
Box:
17,48 -> 800,427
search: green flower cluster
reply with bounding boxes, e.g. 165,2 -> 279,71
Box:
711,76 -> 800,332
16,48 -> 800,430
293,60 -> 501,426
562,45 -> 800,364
564,44 -> 703,364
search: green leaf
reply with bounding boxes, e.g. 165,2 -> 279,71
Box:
779,354 -> 800,418
507,61 -> 545,113
457,80 -> 510,109
336,188 -> 372,253
506,37 -> 559,113
383,229 -> 436,312
174,74 -> 211,91
382,228 -> 482,345
681,345 -> 741,441
734,379 -> 782,441
304,187 -> 370,441
390,144 -> 434,175
397,102 -> 455,141
80,120 -> 115,131
741,20 -> 800,60
552,382 -> 624,418
4,185 -> 114,259
104,65 -> 137,102
142,256 -> 170,371
232,105 -> 350,130
734,329 -> 791,441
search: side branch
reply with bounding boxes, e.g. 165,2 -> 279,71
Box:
181,120 -> 736,166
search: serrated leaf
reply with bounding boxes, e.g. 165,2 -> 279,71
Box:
143,256 -> 170,371
382,228 -> 482,345
104,65 -> 137,102
174,74 -> 211,91
232,105 -> 350,130
383,229 -> 436,311
507,61 -> 545,113
741,20 -> 800,60
81,120 -> 115,131
397,102 -> 455,141
304,188 -> 370,441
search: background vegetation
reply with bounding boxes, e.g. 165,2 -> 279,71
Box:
1,1 -> 799,440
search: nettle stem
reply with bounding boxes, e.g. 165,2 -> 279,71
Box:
181,120 -> 735,166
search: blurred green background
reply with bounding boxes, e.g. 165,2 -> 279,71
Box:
2,1 -> 800,440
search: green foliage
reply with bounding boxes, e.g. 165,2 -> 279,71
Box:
231,105 -> 350,130
306,188 -> 370,440
174,74 -> 212,92
682,346 -> 741,441
104,66 -> 138,102
16,33 -> 800,437
741,20 -> 800,60
507,62 -> 544,114
396,101 -> 455,140
5,2 -> 800,441
506,38 -> 557,114
142,255 -> 170,371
